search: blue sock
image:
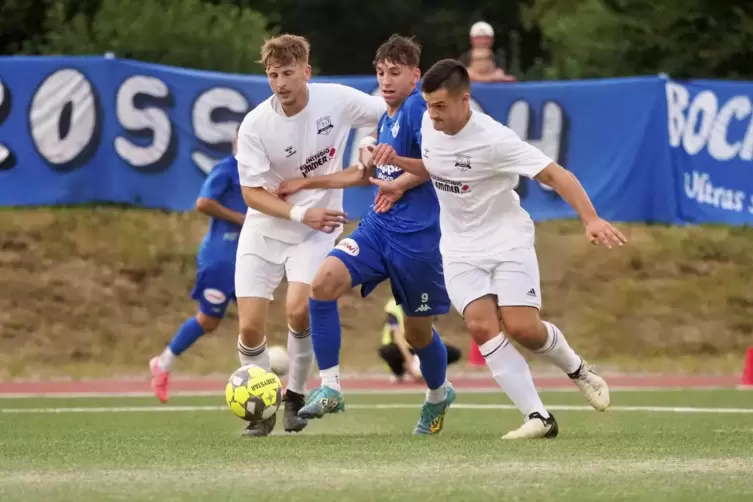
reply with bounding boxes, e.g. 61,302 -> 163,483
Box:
415,329 -> 448,390
168,317 -> 205,356
309,298 -> 341,370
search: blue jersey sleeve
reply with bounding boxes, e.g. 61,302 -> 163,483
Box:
199,163 -> 231,201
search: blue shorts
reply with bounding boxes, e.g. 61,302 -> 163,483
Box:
190,262 -> 236,318
329,225 -> 450,317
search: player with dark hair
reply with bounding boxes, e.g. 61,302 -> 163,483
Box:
370,58 -> 626,439
278,35 -> 456,435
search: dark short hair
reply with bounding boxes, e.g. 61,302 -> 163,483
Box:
374,34 -> 421,68
421,59 -> 470,95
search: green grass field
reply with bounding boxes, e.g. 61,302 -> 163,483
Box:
1,389 -> 752,501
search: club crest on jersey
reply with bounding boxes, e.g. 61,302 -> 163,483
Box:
336,238 -> 359,256
391,120 -> 400,138
455,155 -> 472,172
299,147 -> 335,177
316,116 -> 334,135
431,175 -> 471,195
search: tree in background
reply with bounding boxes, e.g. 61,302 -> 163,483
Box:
26,0 -> 269,74
525,0 -> 753,80
242,0 -> 544,78
4,0 -> 753,80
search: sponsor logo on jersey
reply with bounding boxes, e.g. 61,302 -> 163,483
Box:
299,147 -> 335,177
431,175 -> 471,194
335,238 -> 359,256
203,288 -> 227,305
284,145 -> 296,158
376,164 -> 403,181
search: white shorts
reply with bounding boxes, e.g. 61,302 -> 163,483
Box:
235,229 -> 337,300
443,246 -> 542,316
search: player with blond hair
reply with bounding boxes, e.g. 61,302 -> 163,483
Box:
234,34 -> 385,437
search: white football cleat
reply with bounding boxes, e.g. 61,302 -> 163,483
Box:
502,412 -> 559,439
569,360 -> 611,411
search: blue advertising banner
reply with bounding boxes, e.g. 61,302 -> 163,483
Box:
667,78 -> 753,225
1,56 -> 751,225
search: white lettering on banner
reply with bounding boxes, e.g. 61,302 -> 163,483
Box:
0,79 -> 15,170
507,100 -> 565,192
191,87 -> 249,175
115,75 -> 175,171
666,82 -> 753,161
684,170 -> 745,212
30,69 -> 99,170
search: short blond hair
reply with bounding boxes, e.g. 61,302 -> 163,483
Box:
260,34 -> 310,68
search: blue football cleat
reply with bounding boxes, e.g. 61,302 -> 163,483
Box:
413,382 -> 456,435
297,386 -> 345,419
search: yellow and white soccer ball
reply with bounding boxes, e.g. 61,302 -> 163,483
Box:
225,364 -> 282,422
268,345 -> 289,377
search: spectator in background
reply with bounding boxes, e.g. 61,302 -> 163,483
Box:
459,21 -> 517,83
378,298 -> 462,383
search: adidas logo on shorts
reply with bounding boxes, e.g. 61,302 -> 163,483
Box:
526,288 -> 536,297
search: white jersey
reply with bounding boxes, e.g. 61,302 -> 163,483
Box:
236,83 -> 385,244
420,110 -> 553,258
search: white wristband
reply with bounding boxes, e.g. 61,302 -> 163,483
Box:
289,205 -> 307,223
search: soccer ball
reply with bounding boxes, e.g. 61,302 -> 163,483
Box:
225,364 -> 282,422
268,345 -> 289,377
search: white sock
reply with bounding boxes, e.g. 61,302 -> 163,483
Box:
237,335 -> 270,371
157,347 -> 176,371
320,365 -> 342,392
535,322 -> 583,375
426,382 -> 447,404
480,334 -> 549,418
286,326 -> 314,395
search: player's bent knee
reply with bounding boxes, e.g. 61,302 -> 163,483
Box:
310,256 -> 351,301
196,313 -> 221,332
464,318 -> 498,345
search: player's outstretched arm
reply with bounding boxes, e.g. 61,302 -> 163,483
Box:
535,163 -> 628,248
277,164 -> 375,197
195,197 -> 245,226
242,186 -> 347,234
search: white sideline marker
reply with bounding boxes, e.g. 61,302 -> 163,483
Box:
0,386 -> 748,399
2,403 -> 753,414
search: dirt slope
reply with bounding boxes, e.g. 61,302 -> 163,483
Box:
0,208 -> 750,378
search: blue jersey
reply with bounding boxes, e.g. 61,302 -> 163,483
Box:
360,90 -> 440,254
196,156 -> 245,268
329,90 -> 450,317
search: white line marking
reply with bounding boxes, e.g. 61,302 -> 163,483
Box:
2,404 -> 752,414
0,386 -> 747,399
